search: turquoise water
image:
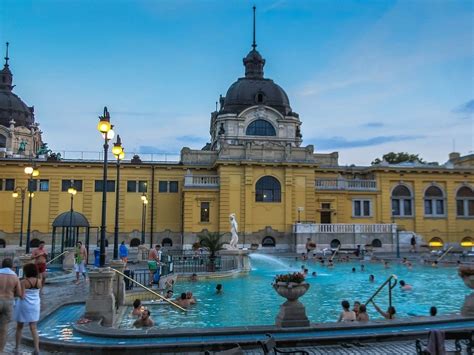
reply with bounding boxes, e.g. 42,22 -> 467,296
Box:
37,303 -> 474,345
115,255 -> 470,329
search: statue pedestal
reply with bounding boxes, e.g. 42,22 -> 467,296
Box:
85,267 -> 116,326
219,249 -> 251,272
110,260 -> 126,307
273,283 -> 310,328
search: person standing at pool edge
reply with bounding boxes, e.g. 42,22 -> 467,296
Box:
119,241 -> 128,264
0,258 -> 21,353
31,241 -> 48,284
148,245 -> 162,287
74,241 -> 88,284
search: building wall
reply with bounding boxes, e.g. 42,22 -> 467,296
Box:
0,159 -> 473,249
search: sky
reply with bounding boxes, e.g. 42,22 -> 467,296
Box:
0,0 -> 473,165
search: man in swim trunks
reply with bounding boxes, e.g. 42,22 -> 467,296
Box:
31,241 -> 48,283
74,241 -> 88,284
148,245 -> 162,286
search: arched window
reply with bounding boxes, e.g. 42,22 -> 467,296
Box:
456,186 -> 474,217
162,238 -> 173,247
246,120 -> 276,136
372,239 -> 382,248
461,237 -> 473,248
428,237 -> 443,249
424,186 -> 445,217
130,238 -> 141,247
330,239 -> 341,248
262,236 -> 276,247
0,134 -> 6,148
255,176 -> 281,202
391,185 -> 413,217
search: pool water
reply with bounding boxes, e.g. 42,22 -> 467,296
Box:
116,255 -> 470,329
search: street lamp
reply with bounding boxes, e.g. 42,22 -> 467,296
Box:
141,193 -> 148,245
67,185 -> 77,247
12,187 -> 27,246
97,107 -> 115,266
112,135 -> 124,260
24,165 -> 39,253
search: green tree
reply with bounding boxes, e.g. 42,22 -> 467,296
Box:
198,232 -> 226,271
371,152 -> 425,165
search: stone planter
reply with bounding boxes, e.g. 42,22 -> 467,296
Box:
273,282 -> 310,327
458,266 -> 474,317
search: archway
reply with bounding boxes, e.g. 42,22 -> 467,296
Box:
262,236 -> 276,247
162,238 -> 173,247
330,239 -> 341,248
428,237 -> 444,249
371,239 -> 382,248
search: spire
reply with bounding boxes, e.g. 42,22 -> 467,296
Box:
4,42 -> 9,67
252,6 -> 257,50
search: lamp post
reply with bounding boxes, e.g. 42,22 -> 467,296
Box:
112,135 -> 124,260
141,193 -> 148,245
67,185 -> 77,247
24,165 -> 39,254
12,187 -> 27,247
97,107 -> 115,266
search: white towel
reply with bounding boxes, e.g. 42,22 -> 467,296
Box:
0,268 -> 17,276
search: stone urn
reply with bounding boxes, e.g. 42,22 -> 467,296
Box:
273,281 -> 310,327
458,265 -> 474,317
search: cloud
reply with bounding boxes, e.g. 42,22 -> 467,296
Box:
176,135 -> 207,143
453,99 -> 474,118
361,122 -> 385,128
312,135 -> 424,150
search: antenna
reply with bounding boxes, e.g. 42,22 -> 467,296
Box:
4,42 -> 9,66
252,6 -> 257,50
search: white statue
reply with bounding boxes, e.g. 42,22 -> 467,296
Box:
229,213 -> 239,249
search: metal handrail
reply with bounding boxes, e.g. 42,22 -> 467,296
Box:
111,268 -> 187,312
329,245 -> 341,261
46,250 -> 69,265
437,246 -> 453,262
365,274 -> 398,306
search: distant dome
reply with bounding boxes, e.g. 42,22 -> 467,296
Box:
0,44 -> 35,128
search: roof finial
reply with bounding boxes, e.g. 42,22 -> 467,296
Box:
252,6 -> 257,50
4,42 -> 9,67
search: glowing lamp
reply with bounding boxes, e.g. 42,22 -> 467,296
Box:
461,240 -> 473,247
24,166 -> 33,175
28,192 -> 34,198
143,199 -> 148,205
97,120 -> 111,133
12,191 -> 19,198
32,169 -> 39,177
429,241 -> 443,248
141,194 -> 147,201
68,187 -> 77,195
118,151 -> 125,160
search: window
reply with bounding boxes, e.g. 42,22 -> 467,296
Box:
200,202 -> 210,222
456,186 -> 474,217
353,199 -> 371,217
127,180 -> 148,193
262,236 -> 276,247
246,119 -> 276,136
162,238 -> 173,247
158,181 -> 178,193
424,186 -> 445,217
391,185 -> 413,216
95,180 -> 115,192
38,180 -> 49,192
61,180 -> 82,192
0,134 -> 6,148
255,92 -> 265,104
0,178 -> 15,191
255,176 -> 281,202
321,203 -> 331,209
330,239 -> 341,248
428,237 -> 444,248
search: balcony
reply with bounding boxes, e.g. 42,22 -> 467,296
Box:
184,173 -> 219,188
294,223 -> 394,234
315,178 -> 377,191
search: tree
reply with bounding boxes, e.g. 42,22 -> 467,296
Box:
372,152 -> 425,165
198,232 -> 226,271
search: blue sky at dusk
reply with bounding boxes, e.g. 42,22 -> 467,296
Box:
0,0 -> 473,165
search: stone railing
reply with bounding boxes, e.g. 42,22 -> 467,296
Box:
184,173 -> 219,188
315,178 -> 377,191
294,223 -> 394,234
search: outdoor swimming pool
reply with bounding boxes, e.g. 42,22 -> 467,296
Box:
116,254 -> 470,329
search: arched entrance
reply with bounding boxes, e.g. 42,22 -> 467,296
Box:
51,211 -> 90,264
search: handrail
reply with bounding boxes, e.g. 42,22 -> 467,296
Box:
111,268 -> 187,312
329,245 -> 341,261
46,251 -> 69,265
365,274 -> 397,306
437,246 -> 453,262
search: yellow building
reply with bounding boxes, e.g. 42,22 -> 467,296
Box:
0,40 -> 473,253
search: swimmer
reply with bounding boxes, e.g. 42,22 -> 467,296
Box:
311,271 -> 317,277
360,264 -> 365,271
384,261 -> 390,269
216,284 -> 223,294
371,301 -> 396,320
402,257 -> 408,264
190,273 -> 198,281
337,300 -> 356,322
175,293 -> 190,308
165,290 -> 174,299
303,268 -> 309,276
353,301 -> 361,316
327,260 -> 334,268
131,299 -> 143,317
407,262 -> 413,270
369,274 -> 375,282
399,280 -> 412,291
430,306 -> 437,316
133,309 -> 154,327
432,260 -> 438,268
351,267 -> 356,273
186,291 -> 196,304
357,304 -> 369,322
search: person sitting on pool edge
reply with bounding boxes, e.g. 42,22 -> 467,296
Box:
216,284 -> 223,294
133,309 -> 154,327
337,300 -> 356,322
399,280 -> 412,291
357,304 -> 369,322
131,299 -> 143,317
371,301 -> 396,320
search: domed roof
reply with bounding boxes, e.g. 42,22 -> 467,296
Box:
220,48 -> 297,117
52,211 -> 90,228
0,43 -> 35,128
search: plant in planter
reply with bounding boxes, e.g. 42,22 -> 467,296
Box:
198,232 -> 225,272
273,272 -> 310,327
458,265 -> 474,317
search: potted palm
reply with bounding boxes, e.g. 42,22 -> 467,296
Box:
273,272 -> 310,327
198,232 -> 225,272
